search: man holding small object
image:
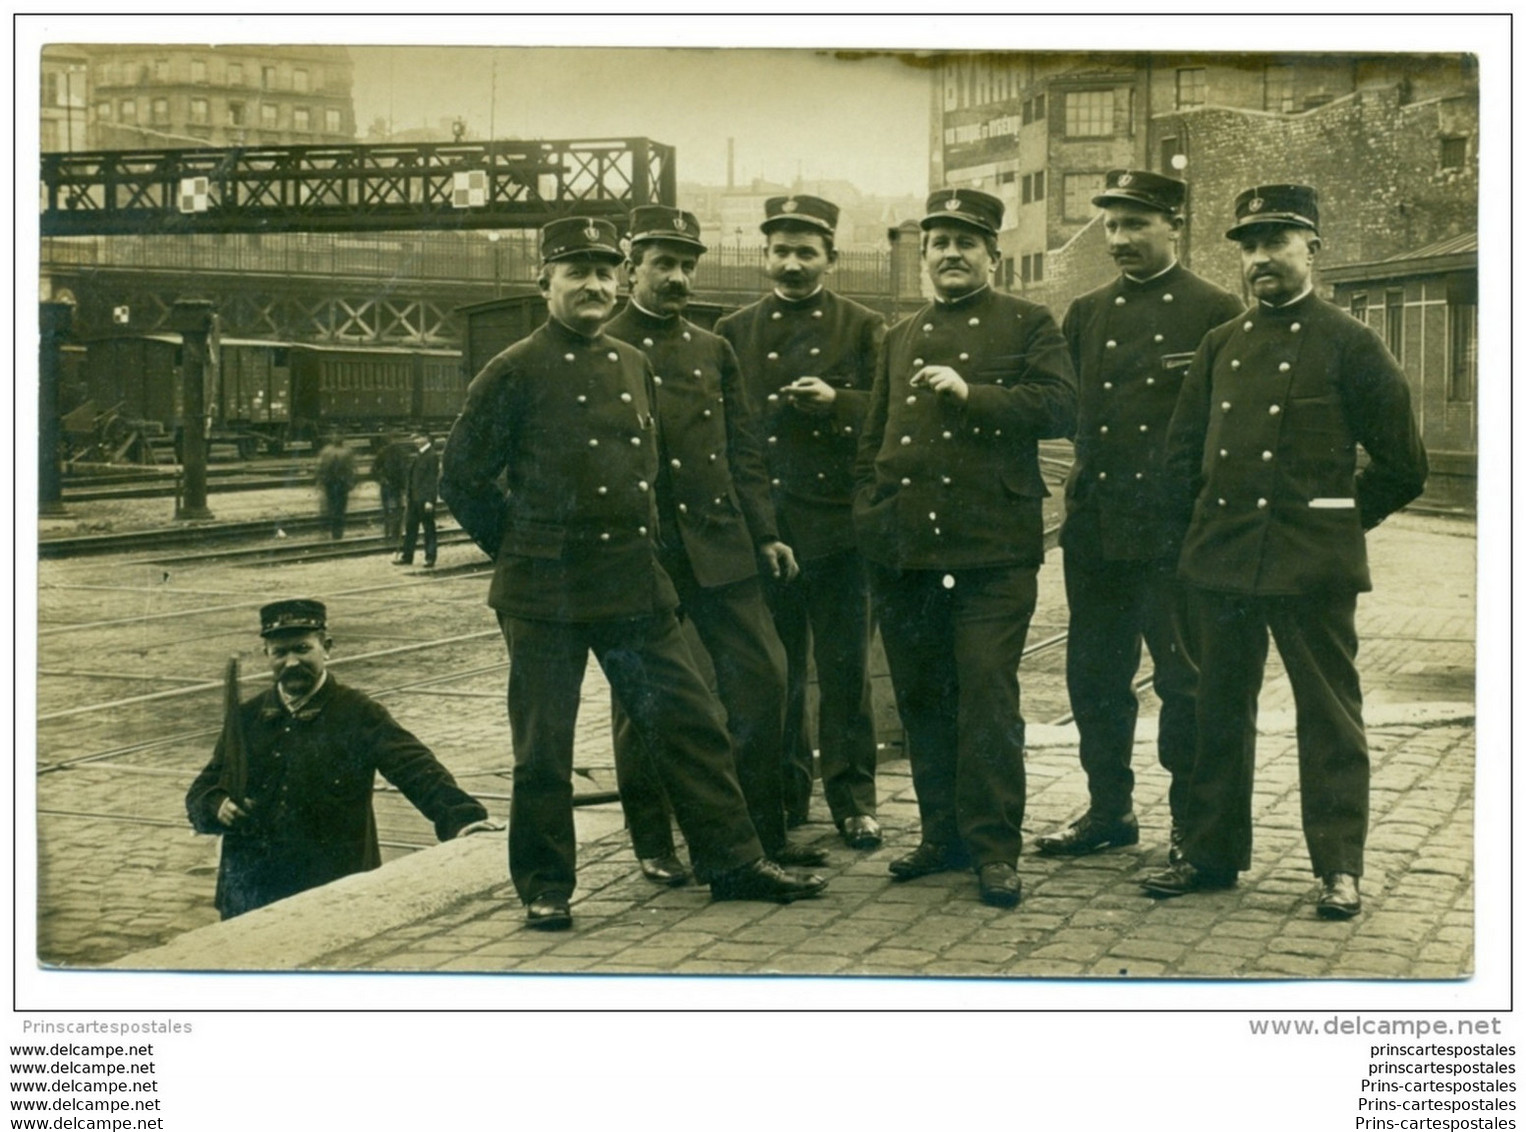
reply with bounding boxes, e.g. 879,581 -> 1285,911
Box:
185,599 -> 498,920
854,188 -> 1076,908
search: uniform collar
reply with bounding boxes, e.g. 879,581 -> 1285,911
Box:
933,283 -> 991,309
626,298 -> 685,330
1121,260 -> 1180,288
770,286 -> 826,307
1258,283 -> 1315,313
544,314 -> 607,345
266,673 -> 332,721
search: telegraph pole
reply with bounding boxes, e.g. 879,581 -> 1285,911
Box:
171,300 -> 216,520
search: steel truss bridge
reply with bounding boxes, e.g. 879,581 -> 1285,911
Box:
40,137 -> 676,237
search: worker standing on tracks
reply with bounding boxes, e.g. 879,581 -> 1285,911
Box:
715,194 -> 886,850
1036,171 -> 1243,864
853,188 -> 1076,908
314,433 -> 357,540
393,434 -> 440,568
604,205 -> 824,885
185,599 -> 499,919
373,433 -> 415,544
1143,184 -> 1427,918
440,216 -> 827,931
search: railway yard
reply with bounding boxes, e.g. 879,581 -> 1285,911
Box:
30,452 -> 1479,979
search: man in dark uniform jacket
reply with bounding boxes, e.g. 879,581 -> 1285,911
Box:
314,434 -> 356,540
186,599 -> 497,919
1038,170 -> 1243,861
1143,185 -> 1427,918
854,188 -> 1077,908
373,434 -> 414,543
715,195 -> 885,850
393,434 -> 440,567
604,204 -> 824,882
440,216 -> 826,930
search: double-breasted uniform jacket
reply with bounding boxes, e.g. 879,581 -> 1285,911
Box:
185,677 -> 486,919
854,285 -> 1077,570
605,303 -> 777,589
715,289 -> 884,560
440,317 -> 680,621
1062,263 -> 1243,562
1164,290 -> 1428,595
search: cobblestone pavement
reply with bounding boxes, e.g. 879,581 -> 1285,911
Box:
34,488 -> 1476,978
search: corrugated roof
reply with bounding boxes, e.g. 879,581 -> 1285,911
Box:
1379,231 -> 1477,263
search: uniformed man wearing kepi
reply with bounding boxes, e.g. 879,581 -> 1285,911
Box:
715,195 -> 886,850
441,216 -> 827,931
854,188 -> 1077,908
1142,185 -> 1427,918
603,205 -> 826,882
1037,170 -> 1243,862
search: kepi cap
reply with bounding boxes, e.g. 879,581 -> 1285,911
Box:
761,195 -> 839,236
1092,169 -> 1186,215
1225,184 -> 1320,239
627,205 -> 707,253
541,216 -> 624,265
260,598 -> 327,638
921,188 -> 1004,236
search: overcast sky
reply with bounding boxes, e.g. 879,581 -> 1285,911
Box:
348,47 -> 933,199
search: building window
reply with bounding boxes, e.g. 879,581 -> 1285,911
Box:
191,59 -> 207,84
293,107 -> 311,131
190,98 -> 209,125
943,66 -> 959,111
1022,93 -> 1048,125
1264,64 -> 1296,112
228,62 -> 244,86
1447,302 -> 1476,401
325,107 -> 342,133
1440,136 -> 1468,169
1349,293 -> 1368,325
997,169 -> 1017,186
293,68 -> 310,93
1032,251 -> 1044,282
228,101 -> 246,126
1385,289 -> 1405,363
1175,68 -> 1206,109
1065,89 -> 1114,137
153,58 -> 170,82
120,99 -> 137,123
42,72 -> 60,107
261,65 -> 277,90
150,97 -> 170,126
1063,172 -> 1106,220
96,100 -> 112,121
260,103 -> 278,128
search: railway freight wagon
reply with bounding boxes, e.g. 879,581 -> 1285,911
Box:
76,334 -> 463,458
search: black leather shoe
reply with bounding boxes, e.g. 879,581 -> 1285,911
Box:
638,853 -> 691,887
888,842 -> 971,882
1168,824 -> 1186,866
978,863 -> 1022,908
525,897 -> 572,931
1139,861 -> 1238,898
840,814 -> 883,850
1035,810 -> 1140,856
391,554 -> 411,566
771,841 -> 830,868
1317,873 -> 1361,919
710,858 -> 827,903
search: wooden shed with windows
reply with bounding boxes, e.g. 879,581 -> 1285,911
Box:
1325,233 -> 1477,510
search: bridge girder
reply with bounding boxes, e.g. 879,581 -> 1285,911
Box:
40,137 -> 677,237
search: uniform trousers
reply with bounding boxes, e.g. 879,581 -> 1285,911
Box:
612,571 -> 789,857
1063,550 -> 1198,824
1182,588 -> 1369,878
764,547 -> 879,826
499,611 -> 764,903
870,563 -> 1037,867
399,501 -> 438,564
320,483 -> 349,539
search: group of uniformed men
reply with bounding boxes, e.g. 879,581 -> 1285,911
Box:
190,168 -> 1428,936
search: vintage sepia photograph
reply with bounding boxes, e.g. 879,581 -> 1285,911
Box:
29,29 -> 1480,989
